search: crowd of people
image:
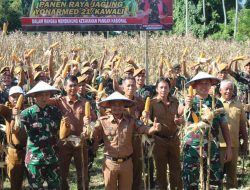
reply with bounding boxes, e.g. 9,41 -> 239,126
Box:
0,45 -> 249,190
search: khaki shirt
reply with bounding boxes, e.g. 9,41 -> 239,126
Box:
150,96 -> 179,137
49,96 -> 96,136
94,114 -> 150,158
219,98 -> 247,148
0,104 -> 26,147
124,96 -> 145,119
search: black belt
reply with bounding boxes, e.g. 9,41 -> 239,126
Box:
155,133 -> 176,140
105,154 -> 132,163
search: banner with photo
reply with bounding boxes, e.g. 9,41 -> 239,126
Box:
21,0 -> 173,31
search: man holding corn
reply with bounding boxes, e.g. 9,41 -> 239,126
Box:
19,81 -> 62,189
83,91 -> 161,190
182,72 -> 232,189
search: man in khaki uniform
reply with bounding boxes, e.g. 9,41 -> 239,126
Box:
85,92 -> 160,190
149,77 -> 183,190
0,86 -> 27,190
219,80 -> 248,188
48,75 -> 96,190
122,76 -> 145,190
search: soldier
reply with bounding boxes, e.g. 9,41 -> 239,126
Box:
0,86 -> 27,190
133,68 -> 156,100
84,91 -> 160,190
122,76 -> 145,190
228,58 -> 250,120
48,75 -> 96,190
133,68 -> 156,187
19,81 -> 62,189
182,72 -> 232,189
149,77 -> 183,189
219,80 -> 248,188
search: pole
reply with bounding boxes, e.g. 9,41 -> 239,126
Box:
185,0 -> 188,35
144,31 -> 149,85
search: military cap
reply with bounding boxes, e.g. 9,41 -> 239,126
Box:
77,75 -> 88,84
82,61 -> 90,67
33,64 -> 42,70
34,71 -> 42,80
0,66 -> 10,74
124,67 -> 134,73
81,67 -> 93,75
91,58 -> 98,64
133,68 -> 145,77
243,58 -> 250,66
217,63 -> 228,72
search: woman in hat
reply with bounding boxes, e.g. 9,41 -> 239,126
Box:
182,72 -> 232,189
84,91 -> 161,190
19,81 -> 62,189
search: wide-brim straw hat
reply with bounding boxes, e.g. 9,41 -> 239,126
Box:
98,91 -> 134,108
26,81 -> 59,97
186,72 -> 220,87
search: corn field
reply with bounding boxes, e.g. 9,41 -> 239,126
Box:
1,32 -> 250,83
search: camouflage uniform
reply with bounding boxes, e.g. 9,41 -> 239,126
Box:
136,85 -> 156,100
170,75 -> 187,96
183,95 -> 227,189
20,104 -> 62,189
96,76 -> 114,95
135,85 -> 156,187
230,71 -> 249,102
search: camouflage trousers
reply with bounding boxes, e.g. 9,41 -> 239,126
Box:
26,163 -> 60,190
182,142 -> 223,190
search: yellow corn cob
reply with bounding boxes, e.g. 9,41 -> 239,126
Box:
233,56 -> 245,61
76,55 -> 80,63
27,49 -> 36,57
12,54 -> 21,63
62,64 -> 70,78
98,82 -> 103,92
115,56 -> 122,69
216,55 -> 221,64
50,42 -> 59,49
85,102 -> 91,117
164,59 -> 172,69
191,112 -> 199,124
188,86 -> 193,96
144,97 -> 151,112
59,117 -> 70,139
159,55 -> 164,66
183,47 -> 188,56
200,52 -> 206,58
2,22 -> 7,35
16,94 -> 24,110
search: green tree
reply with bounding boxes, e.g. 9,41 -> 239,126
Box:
0,0 -> 22,31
